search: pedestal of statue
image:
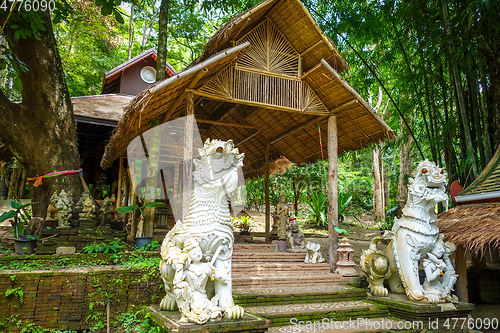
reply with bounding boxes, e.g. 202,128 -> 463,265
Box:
146,306 -> 269,333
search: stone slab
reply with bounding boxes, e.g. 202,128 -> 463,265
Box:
368,293 -> 476,331
55,247 -> 76,255
146,305 -> 270,332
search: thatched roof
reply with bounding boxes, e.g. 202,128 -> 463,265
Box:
436,202 -> 500,257
72,94 -> 133,123
457,144 -> 500,199
100,0 -> 395,174
192,0 -> 349,74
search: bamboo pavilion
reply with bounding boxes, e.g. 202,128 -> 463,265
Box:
100,0 -> 395,268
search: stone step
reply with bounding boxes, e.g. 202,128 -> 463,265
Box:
233,285 -> 367,307
232,251 -> 306,262
267,317 -> 410,333
245,300 -> 389,328
231,273 -> 341,288
232,262 -> 331,274
233,243 -> 275,252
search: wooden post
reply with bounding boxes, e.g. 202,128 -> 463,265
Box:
143,117 -> 161,237
116,156 -> 123,209
455,245 -> 468,302
328,115 -> 339,272
265,140 -> 270,243
182,93 -> 195,221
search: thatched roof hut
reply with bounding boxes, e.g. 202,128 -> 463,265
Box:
437,144 -> 500,257
100,0 -> 395,176
437,202 -> 500,257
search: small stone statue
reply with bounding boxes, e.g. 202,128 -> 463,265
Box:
45,191 -> 59,221
55,190 -> 73,229
286,216 -> 305,250
422,234 -> 458,303
304,242 -> 325,263
75,191 -> 90,212
79,197 -> 96,220
100,197 -> 113,227
276,194 -> 288,240
173,236 -> 226,324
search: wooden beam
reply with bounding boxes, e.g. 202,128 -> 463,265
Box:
301,40 -> 324,56
331,99 -> 358,114
328,115 -> 339,272
196,119 -> 256,129
236,131 -> 259,147
320,59 -> 393,134
116,156 -> 123,213
455,245 -> 468,302
270,116 -> 324,144
182,93 -> 195,221
163,67 -> 208,123
266,100 -> 358,146
186,88 -> 331,116
265,140 -> 270,244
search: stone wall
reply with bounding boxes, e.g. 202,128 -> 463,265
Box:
0,267 -> 165,331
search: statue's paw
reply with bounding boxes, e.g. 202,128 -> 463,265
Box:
160,296 -> 177,311
223,305 -> 244,319
371,285 -> 388,297
424,294 -> 441,304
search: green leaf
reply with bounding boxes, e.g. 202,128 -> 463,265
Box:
114,10 -> 124,24
10,24 -> 18,29
143,202 -> 164,209
101,3 -> 113,15
9,200 -> 22,209
0,210 -> 16,223
95,0 -> 106,6
116,205 -> 138,214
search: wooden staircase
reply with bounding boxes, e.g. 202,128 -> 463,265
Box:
231,243 -> 400,332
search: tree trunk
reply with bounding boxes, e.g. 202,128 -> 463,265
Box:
0,11 -> 82,216
439,0 -> 479,178
478,56 -> 493,161
468,67 -> 486,168
327,116 -> 339,272
143,117 -> 161,237
372,145 -> 384,222
128,5 -> 135,60
156,0 -> 170,82
396,123 -> 414,219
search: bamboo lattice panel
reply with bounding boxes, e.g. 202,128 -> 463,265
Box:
236,18 -> 299,77
198,67 -> 328,114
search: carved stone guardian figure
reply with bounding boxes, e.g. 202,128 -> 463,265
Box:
159,139 -> 245,322
276,194 -> 288,240
55,190 -> 73,229
304,242 -> 324,263
361,160 -> 457,304
286,216 -> 305,250
100,197 -> 113,227
79,197 -> 96,220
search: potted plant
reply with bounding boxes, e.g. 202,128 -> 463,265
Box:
0,200 -> 38,255
117,201 -> 164,249
232,215 -> 254,242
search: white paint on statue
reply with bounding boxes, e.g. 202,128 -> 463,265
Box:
304,242 -> 325,264
159,139 -> 245,323
361,160 -> 458,304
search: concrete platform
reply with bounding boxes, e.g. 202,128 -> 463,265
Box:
368,293 -> 476,332
146,305 -> 270,332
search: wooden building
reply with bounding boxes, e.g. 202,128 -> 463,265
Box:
100,0 -> 395,268
72,49 -> 176,191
